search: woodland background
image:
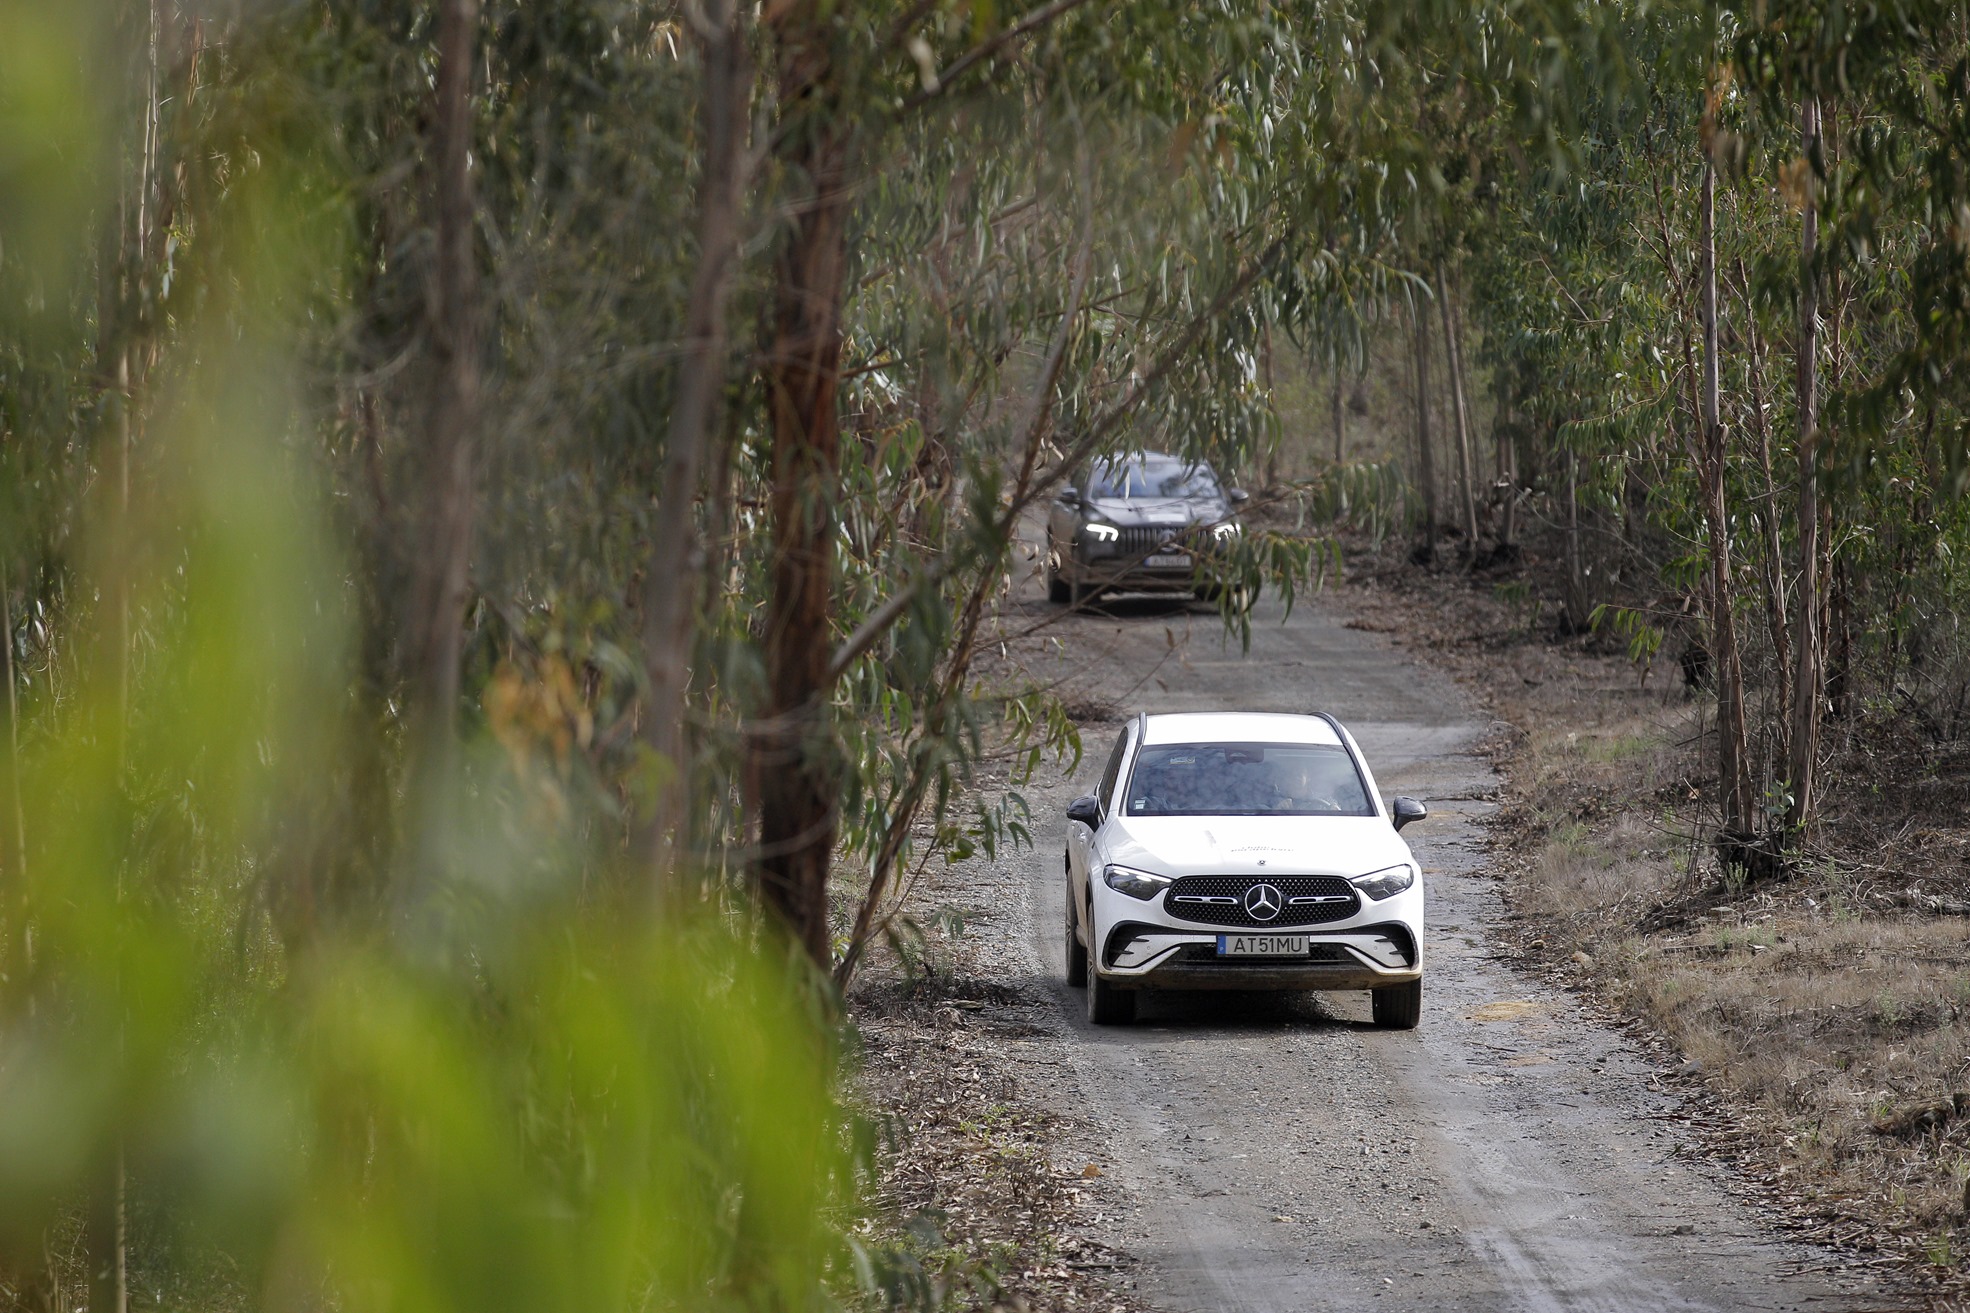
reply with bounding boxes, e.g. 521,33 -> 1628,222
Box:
5,0 -> 1970,1308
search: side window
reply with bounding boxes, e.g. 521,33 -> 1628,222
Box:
1097,728 -> 1130,813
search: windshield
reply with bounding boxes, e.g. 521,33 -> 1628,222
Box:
1087,459 -> 1221,500
1124,742 -> 1372,817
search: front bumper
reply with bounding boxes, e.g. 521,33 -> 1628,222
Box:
1089,883 -> 1423,992
1075,554 -> 1202,593
1071,529 -> 1233,594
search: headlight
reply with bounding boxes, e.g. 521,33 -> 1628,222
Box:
1083,521 -> 1119,542
1212,522 -> 1241,540
1104,864 -> 1173,900
1350,864 -> 1416,900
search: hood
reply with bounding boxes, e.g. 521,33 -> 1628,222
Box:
1103,814 -> 1414,879
1087,496 -> 1230,527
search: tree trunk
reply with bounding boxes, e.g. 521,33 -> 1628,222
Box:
1827,559 -> 1854,720
403,0 -> 483,811
1563,448 -> 1589,631
1258,315 -> 1281,489
86,1157 -> 128,1313
1331,363 -> 1346,465
1786,93 -> 1823,838
640,0 -> 752,890
1437,259 -> 1479,555
752,8 -> 854,965
1699,155 -> 1754,845
1738,256 -> 1791,758
1410,303 -> 1438,561
1,577 -> 20,896
1496,387 -> 1518,549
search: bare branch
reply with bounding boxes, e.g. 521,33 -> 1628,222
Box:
898,0 -> 1103,113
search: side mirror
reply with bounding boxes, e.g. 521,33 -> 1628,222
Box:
1066,794 -> 1102,827
1228,488 -> 1250,505
1056,487 -> 1082,507
1390,797 -> 1427,831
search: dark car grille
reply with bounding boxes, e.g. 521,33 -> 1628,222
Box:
1114,525 -> 1204,559
1162,875 -> 1359,927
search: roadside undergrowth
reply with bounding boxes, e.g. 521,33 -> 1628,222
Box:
845,962 -> 1146,1313
1340,546 -> 1970,1305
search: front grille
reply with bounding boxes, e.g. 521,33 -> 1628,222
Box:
1113,525 -> 1202,560
1162,875 -> 1359,927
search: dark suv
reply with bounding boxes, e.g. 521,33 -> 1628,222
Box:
1045,452 -> 1247,604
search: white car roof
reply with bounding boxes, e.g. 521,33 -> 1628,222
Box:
1140,711 -> 1344,747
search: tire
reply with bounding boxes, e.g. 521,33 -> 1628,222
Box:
1048,567 -> 1071,605
1087,970 -> 1136,1025
1372,978 -> 1422,1030
1064,878 -> 1088,987
1070,579 -> 1101,609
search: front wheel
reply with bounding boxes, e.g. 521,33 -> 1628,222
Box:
1047,559 -> 1071,605
1087,970 -> 1136,1025
1064,882 -> 1088,987
1371,978 -> 1422,1030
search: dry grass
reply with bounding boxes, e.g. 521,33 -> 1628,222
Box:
1338,548 -> 1970,1296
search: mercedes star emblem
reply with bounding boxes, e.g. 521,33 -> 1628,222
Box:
1243,882 -> 1283,922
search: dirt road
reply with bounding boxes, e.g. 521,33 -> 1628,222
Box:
972,587 -> 1907,1311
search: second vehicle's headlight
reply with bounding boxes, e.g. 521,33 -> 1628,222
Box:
1213,522 -> 1241,540
1350,864 -> 1416,900
1083,521 -> 1119,542
1104,864 -> 1173,900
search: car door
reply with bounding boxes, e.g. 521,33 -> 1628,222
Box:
1069,725 -> 1133,933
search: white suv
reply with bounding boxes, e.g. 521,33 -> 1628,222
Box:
1064,711 -> 1428,1027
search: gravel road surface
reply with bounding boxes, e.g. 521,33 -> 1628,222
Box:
964,583 -> 1907,1312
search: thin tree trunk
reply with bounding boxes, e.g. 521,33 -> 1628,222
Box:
752,7 -> 853,964
1,577 -> 20,895
1737,256 -> 1791,754
1563,447 -> 1589,631
0,568 -> 23,1012
1786,93 -> 1824,838
1699,154 -> 1754,843
86,1156 -> 128,1313
403,0 -> 483,817
1332,363 -> 1346,464
1497,386 -> 1518,548
1260,316 -> 1278,477
91,3 -> 163,1297
640,0 -> 752,891
1411,302 -> 1438,561
1822,252 -> 1852,724
1437,259 -> 1479,554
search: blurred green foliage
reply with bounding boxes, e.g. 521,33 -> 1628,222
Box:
0,6 -> 858,1310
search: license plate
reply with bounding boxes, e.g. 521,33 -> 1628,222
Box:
1145,552 -> 1191,568
1217,934 -> 1309,957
